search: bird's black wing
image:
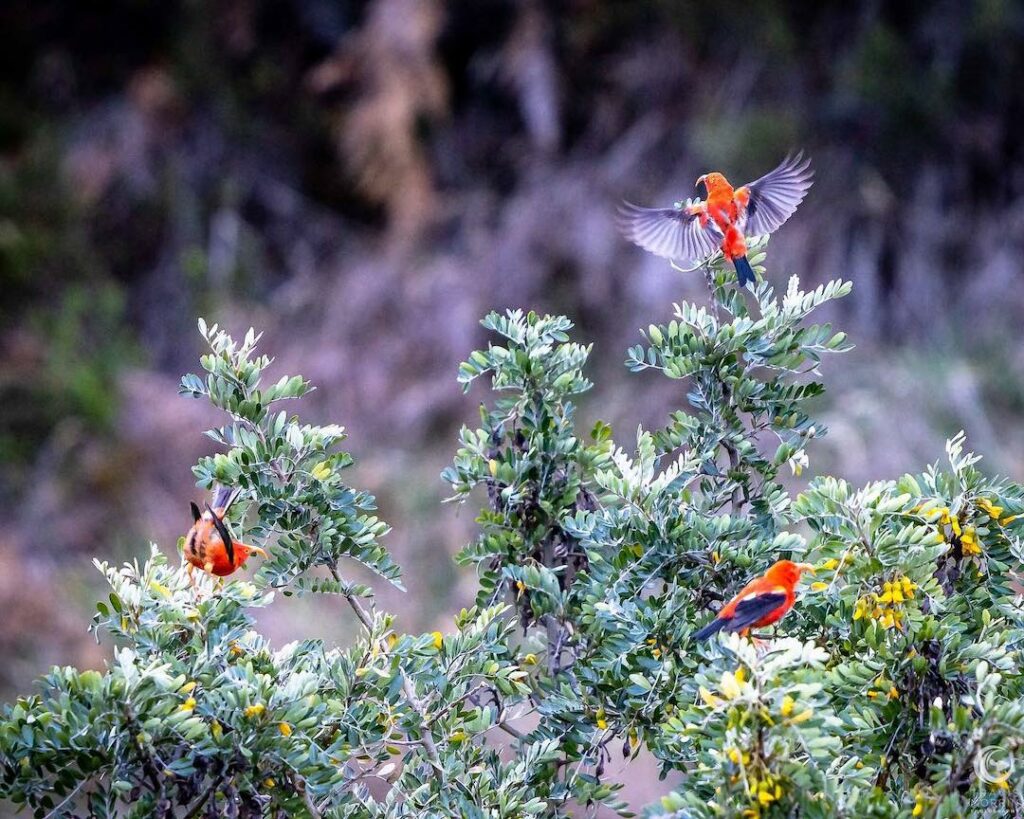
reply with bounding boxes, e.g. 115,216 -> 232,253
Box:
741,152 -> 814,238
207,502 -> 235,565
617,201 -> 722,265
720,591 -> 788,633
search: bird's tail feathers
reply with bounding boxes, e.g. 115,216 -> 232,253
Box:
732,255 -> 756,287
693,618 -> 728,641
211,485 -> 241,513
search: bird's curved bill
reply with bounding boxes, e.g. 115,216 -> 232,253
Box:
796,562 -> 817,575
695,174 -> 706,188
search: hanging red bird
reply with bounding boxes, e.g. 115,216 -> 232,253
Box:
618,153 -> 813,287
184,486 -> 267,580
693,559 -> 815,640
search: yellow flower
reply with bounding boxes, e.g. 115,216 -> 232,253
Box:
789,709 -> 813,724
734,667 -> 746,685
853,598 -> 869,621
961,527 -> 982,556
149,580 -> 172,599
991,773 -> 1011,791
720,671 -> 741,700
810,581 -> 829,592
867,690 -> 879,699
888,686 -> 899,700
515,581 -> 526,598
264,778 -> 276,788
699,686 -> 722,708
386,633 -> 398,648
179,697 -> 196,712
244,703 -> 266,719
978,497 -> 1004,519
651,647 -> 662,659
488,459 -> 499,477
727,747 -> 742,765
210,720 -> 223,740
780,695 -> 795,717
311,461 -> 332,481
1001,514 -> 1019,525
431,631 -> 443,650
821,558 -> 840,571
278,722 -> 292,737
756,779 -> 782,805
449,730 -> 467,743
595,708 -> 608,730
522,653 -> 538,666
179,681 -> 197,694
877,582 -> 893,604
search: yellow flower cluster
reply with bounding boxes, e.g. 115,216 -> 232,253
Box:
745,773 -> 784,812
645,637 -> 664,659
726,746 -> 751,766
977,496 -> 1018,525
912,790 -> 928,816
865,676 -> 899,701
853,575 -> 917,630
960,526 -> 982,556
930,497 -> 1019,557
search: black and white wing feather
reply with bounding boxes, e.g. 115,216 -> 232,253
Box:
617,201 -> 722,266
741,152 -> 814,238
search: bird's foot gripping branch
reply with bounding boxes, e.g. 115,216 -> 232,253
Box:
6,245 -> 1024,818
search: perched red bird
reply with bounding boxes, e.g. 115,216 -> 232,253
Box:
693,559 -> 815,640
184,487 -> 267,580
618,153 -> 813,287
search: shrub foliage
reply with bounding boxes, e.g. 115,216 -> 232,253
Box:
4,244 -> 1024,817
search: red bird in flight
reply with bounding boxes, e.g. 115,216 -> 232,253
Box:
693,559 -> 815,640
618,153 -> 813,287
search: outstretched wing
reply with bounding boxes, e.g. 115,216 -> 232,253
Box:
617,201 -> 722,265
739,152 -> 813,238
720,590 -> 788,633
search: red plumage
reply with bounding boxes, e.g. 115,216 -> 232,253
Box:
693,559 -> 815,640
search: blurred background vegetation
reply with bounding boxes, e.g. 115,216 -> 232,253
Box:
1,0 -> 1023,806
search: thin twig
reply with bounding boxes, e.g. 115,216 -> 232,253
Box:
42,778 -> 89,819
332,567 -> 443,769
181,777 -> 221,819
496,720 -> 527,741
291,772 -> 324,819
